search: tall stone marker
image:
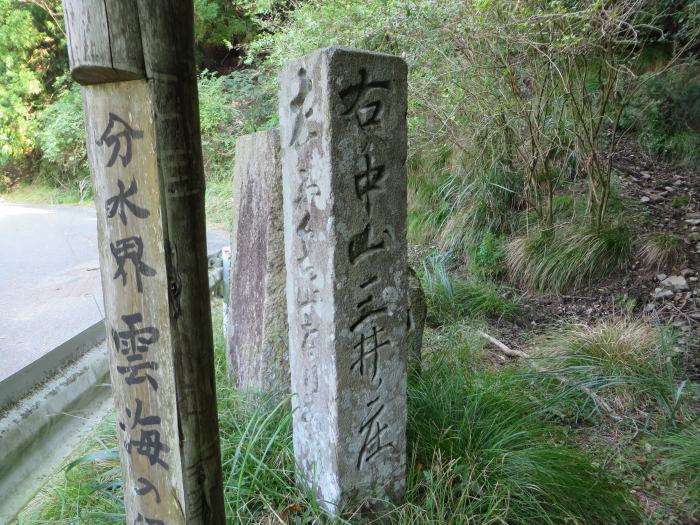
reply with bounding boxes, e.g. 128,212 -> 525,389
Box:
279,46 -> 409,510
63,1 -> 225,523
227,130 -> 289,392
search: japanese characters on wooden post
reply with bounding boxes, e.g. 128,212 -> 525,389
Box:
279,47 -> 409,511
63,1 -> 225,523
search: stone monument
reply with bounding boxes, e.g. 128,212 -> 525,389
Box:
279,46 -> 408,511
227,130 -> 289,392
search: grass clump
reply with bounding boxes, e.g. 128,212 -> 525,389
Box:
506,223 -> 633,293
530,320 -> 689,423
639,232 -> 685,270
420,254 -> 521,326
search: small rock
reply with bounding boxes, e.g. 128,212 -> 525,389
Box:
654,288 -> 675,300
688,232 -> 700,242
656,273 -> 668,282
661,275 -> 689,292
686,219 -> 700,226
640,196 -> 651,203
689,312 -> 700,321
664,186 -> 674,192
680,268 -> 695,277
644,303 -> 656,313
690,276 -> 699,283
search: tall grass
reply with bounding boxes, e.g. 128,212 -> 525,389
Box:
420,253 -> 521,326
404,360 -> 640,524
14,416 -> 123,524
639,232 -> 685,271
658,423 -> 700,518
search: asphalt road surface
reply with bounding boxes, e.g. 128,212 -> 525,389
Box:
0,201 -> 229,382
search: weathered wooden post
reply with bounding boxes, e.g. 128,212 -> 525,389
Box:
279,47 -> 409,511
63,1 -> 225,523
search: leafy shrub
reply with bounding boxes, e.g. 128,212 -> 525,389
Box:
198,71 -> 240,182
194,0 -> 257,50
26,67 -> 275,200
0,0 -> 55,164
506,223 -> 634,293
471,231 -> 506,279
35,84 -> 88,188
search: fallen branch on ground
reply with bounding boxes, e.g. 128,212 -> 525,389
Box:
477,329 -> 623,421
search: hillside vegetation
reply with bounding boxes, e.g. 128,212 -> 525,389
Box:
5,1 -> 700,524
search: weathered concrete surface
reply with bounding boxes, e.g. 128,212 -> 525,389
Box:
280,46 -> 408,511
227,130 -> 289,392
0,342 -> 112,524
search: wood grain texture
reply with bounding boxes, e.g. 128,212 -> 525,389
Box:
83,81 -> 186,524
137,1 -> 225,522
63,0 -> 144,85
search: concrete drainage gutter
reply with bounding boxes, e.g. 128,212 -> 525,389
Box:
0,322 -> 112,524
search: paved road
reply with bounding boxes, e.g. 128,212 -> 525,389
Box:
0,201 -> 229,382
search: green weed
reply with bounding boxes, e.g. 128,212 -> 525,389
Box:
1,181 -> 87,205
405,360 -> 640,524
470,231 -> 506,279
14,417 -> 122,524
671,194 -> 691,208
205,178 -> 234,229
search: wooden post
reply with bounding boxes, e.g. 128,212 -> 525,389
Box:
63,1 -> 225,523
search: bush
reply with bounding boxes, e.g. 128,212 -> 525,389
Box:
198,71 -> 240,182
35,84 -> 88,189
471,231 -> 506,279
